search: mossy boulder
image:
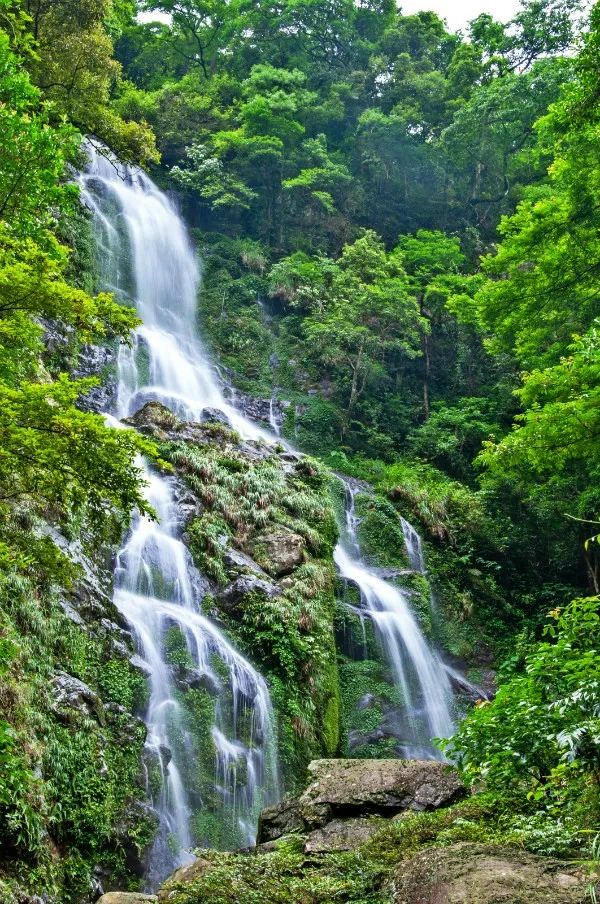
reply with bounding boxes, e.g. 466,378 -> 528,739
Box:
391,843 -> 586,904
304,816 -> 387,852
124,401 -> 179,437
217,574 -> 280,612
97,895 -> 157,904
258,758 -> 464,843
254,527 -> 305,576
301,758 -> 464,811
157,858 -> 211,900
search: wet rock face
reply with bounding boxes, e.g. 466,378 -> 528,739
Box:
217,574 -> 281,612
200,406 -> 231,425
258,758 -> 465,844
391,843 -> 586,904
233,391 -> 285,428
175,666 -> 220,696
74,344 -> 117,413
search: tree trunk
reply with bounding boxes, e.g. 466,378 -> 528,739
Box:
344,337 -> 366,437
584,543 -> 600,594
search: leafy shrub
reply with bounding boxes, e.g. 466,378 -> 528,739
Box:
443,597 -> 600,819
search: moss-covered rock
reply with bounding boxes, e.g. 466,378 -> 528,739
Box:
304,817 -> 388,853
0,544 -> 155,903
340,660 -> 401,758
253,527 -> 305,576
133,404 -> 341,793
258,759 -> 465,845
152,789 -> 590,904
97,895 -> 157,904
354,493 -> 410,570
390,842 -> 586,904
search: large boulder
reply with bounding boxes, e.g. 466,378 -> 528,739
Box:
258,759 -> 464,843
50,671 -> 105,724
305,817 -> 387,853
391,843 -> 586,904
217,574 -> 281,613
157,858 -> 210,900
222,545 -> 269,576
200,406 -> 231,426
256,528 -> 305,576
302,758 -> 464,811
124,401 -> 179,438
97,895 -> 157,904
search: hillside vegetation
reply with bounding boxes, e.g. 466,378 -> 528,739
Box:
0,0 -> 598,900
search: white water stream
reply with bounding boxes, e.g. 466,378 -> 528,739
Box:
79,147 -> 277,886
335,481 -> 455,758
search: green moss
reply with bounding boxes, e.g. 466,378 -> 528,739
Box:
338,659 -> 401,759
161,844 -> 388,904
192,233 -> 274,394
97,658 -> 149,712
58,203 -> 99,295
0,568 -> 154,902
354,493 -> 409,569
164,625 -> 194,671
187,513 -> 232,586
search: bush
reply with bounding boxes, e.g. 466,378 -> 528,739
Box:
443,596 -> 600,824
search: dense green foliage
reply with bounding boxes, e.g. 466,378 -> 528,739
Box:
446,598 -> 600,798
0,559 -> 155,901
1,0 -> 600,898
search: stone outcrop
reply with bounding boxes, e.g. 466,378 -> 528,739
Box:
217,574 -> 281,612
304,816 -> 387,852
51,671 -> 105,724
124,401 -> 179,437
255,527 -> 305,576
74,344 -> 117,413
157,858 -> 210,900
391,842 -> 587,904
231,391 -> 286,429
200,406 -> 231,425
258,758 -> 465,845
97,894 -> 157,904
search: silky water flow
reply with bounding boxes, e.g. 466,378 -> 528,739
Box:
79,147 -> 278,887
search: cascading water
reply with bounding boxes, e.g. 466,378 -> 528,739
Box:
268,395 -> 281,436
78,146 -> 278,886
335,481 -> 455,758
400,516 -> 426,575
401,513 -> 487,705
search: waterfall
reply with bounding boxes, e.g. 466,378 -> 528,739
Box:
400,516 -> 426,574
78,146 -> 278,886
399,514 -> 487,704
335,481 -> 455,759
268,395 -> 281,437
